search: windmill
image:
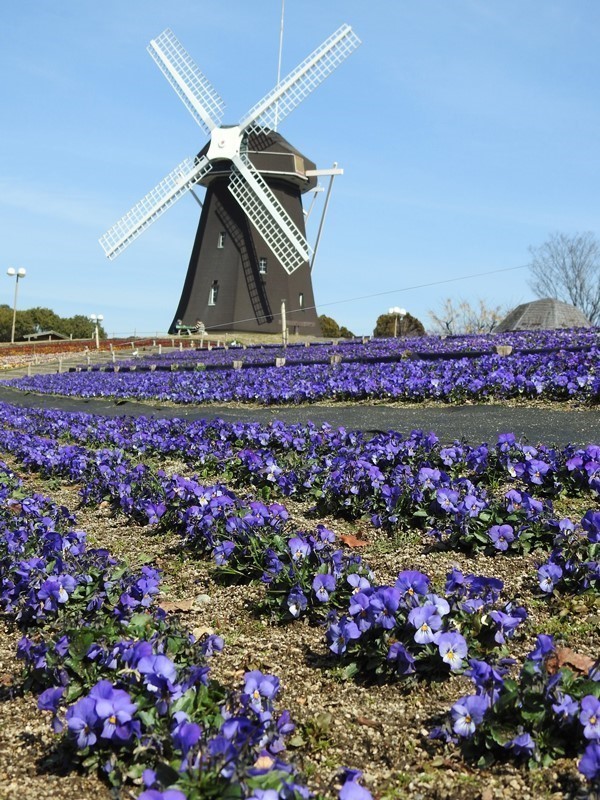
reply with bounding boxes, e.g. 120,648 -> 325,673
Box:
99,24 -> 360,335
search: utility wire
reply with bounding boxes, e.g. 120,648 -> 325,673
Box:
201,262 -> 531,332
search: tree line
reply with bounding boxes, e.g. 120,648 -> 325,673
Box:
0,306 -> 106,343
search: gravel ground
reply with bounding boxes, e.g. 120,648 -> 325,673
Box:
0,462 -> 597,800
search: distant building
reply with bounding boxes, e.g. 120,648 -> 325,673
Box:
495,298 -> 592,332
23,330 -> 70,342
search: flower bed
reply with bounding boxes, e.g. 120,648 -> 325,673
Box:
0,461 -> 374,800
0,394 -> 598,796
4,346 -> 600,404
79,327 -> 600,370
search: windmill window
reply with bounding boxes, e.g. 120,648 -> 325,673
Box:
298,292 -> 304,308
217,231 -> 226,249
258,257 -> 268,275
208,281 -> 219,306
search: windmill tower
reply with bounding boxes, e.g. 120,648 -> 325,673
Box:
99,25 -> 360,335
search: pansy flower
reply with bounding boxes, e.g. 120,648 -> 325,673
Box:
437,632 -> 468,671
395,571 -> 429,604
579,743 -> 600,781
451,695 -> 488,737
580,696 -> 600,741
538,563 -> 562,593
312,573 -> 336,602
487,524 -> 515,551
408,604 -> 442,644
288,536 -> 311,562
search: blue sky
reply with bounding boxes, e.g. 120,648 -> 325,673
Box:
2,1 -> 599,337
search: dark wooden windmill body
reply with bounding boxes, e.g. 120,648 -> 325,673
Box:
170,130 -> 320,335
99,26 -> 360,336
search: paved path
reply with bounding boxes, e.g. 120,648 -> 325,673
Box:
0,385 -> 597,446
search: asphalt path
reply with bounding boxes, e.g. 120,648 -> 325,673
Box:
0,385 -> 597,446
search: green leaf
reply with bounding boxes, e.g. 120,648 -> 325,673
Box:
288,733 -> 306,748
342,662 -> 359,680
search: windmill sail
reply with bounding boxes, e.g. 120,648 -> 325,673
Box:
229,152 -> 311,274
99,156 -> 212,260
239,24 -> 360,134
148,28 -> 225,135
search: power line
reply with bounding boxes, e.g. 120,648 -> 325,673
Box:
201,262 -> 531,332
317,263 -> 530,312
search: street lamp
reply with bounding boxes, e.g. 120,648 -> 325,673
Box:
7,267 -> 26,344
388,306 -> 407,338
90,313 -> 104,349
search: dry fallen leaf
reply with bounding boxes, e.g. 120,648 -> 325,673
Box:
547,646 -> 596,676
354,715 -> 384,732
159,598 -> 194,613
192,626 -> 215,639
340,533 -> 370,548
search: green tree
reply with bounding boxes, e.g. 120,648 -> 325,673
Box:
0,306 -> 107,342
0,305 -> 37,342
319,315 -> 340,338
0,305 -> 13,342
64,314 -> 105,339
318,315 -> 354,339
373,311 -> 425,338
27,306 -> 64,332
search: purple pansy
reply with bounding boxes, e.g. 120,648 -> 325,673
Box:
538,563 -> 562,593
580,696 -> 600,741
312,573 -> 336,602
437,632 -> 468,671
487,524 -> 515,551
408,604 -> 442,644
451,694 -> 488,737
579,743 -> 600,781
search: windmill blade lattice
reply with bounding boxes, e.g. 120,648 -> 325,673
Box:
99,155 -> 213,260
229,151 -> 311,274
148,28 -> 225,136
239,23 -> 360,134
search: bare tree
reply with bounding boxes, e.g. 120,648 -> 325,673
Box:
428,298 -> 505,335
528,232 -> 600,324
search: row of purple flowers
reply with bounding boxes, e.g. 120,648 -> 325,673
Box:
1,402 -> 598,572
115,327 -> 600,370
5,347 -> 600,404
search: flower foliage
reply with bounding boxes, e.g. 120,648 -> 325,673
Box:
0,464 -> 319,799
326,568 -> 526,681
432,635 -> 600,783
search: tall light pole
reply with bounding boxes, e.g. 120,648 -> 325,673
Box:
7,267 -> 26,344
90,313 -> 104,349
389,306 -> 407,338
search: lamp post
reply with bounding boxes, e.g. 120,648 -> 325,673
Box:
7,267 -> 26,344
90,313 -> 104,349
388,306 -> 407,338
